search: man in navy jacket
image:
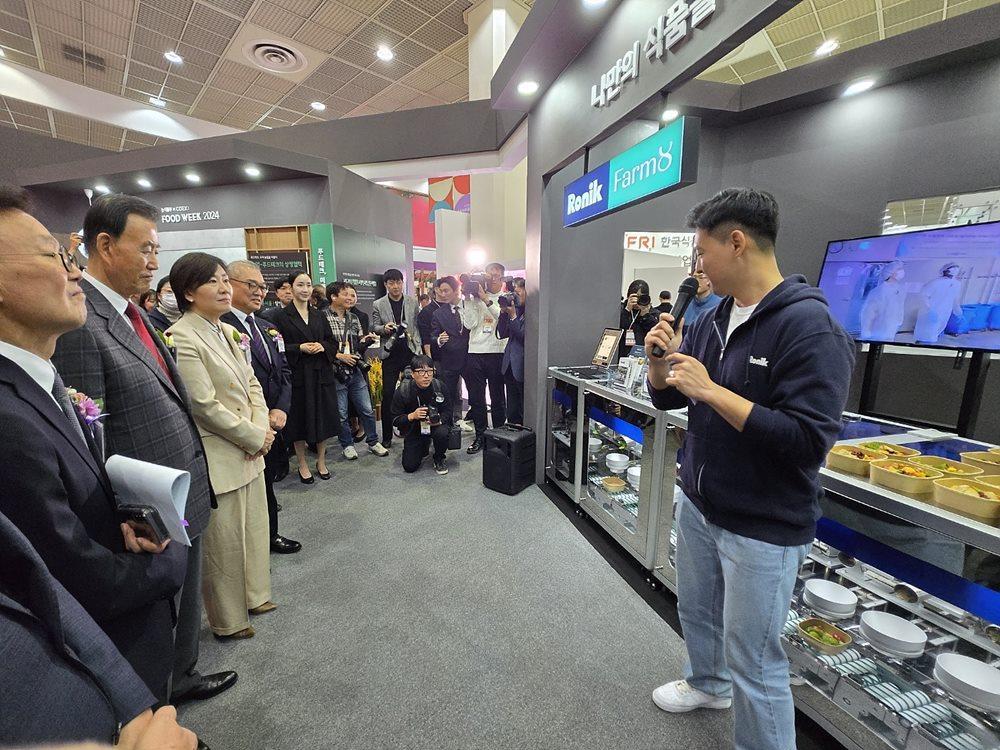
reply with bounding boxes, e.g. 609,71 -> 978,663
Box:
430,275 -> 469,423
644,189 -> 854,750
223,260 -> 301,554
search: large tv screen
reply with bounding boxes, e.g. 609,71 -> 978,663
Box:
817,221 -> 1000,351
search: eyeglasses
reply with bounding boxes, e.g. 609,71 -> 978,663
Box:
7,245 -> 85,273
231,278 -> 266,294
412,369 -> 434,376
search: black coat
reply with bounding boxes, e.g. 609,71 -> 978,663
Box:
417,300 -> 442,360
0,354 -> 186,702
147,306 -> 172,334
389,378 -> 452,435
273,304 -> 341,444
430,304 -> 469,372
222,311 -> 292,414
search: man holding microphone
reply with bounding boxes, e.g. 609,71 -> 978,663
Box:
644,188 -> 854,750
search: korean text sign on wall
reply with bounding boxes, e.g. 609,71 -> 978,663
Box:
562,116 -> 700,228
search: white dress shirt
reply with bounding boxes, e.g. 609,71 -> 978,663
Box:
84,272 -> 129,319
0,340 -> 59,405
230,307 -> 272,364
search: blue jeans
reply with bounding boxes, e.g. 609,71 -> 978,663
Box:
336,368 -> 378,448
675,487 -> 810,750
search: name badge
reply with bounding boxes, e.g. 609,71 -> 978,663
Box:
625,329 -> 636,347
276,338 -> 285,353
420,420 -> 431,435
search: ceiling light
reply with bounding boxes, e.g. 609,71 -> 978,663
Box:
376,45 -> 394,62
244,166 -> 261,177
310,101 -> 326,111
94,184 -> 111,194
136,178 -> 152,189
582,0 -> 607,6
843,78 -> 875,97
815,39 -> 839,56
0,49 -> 6,58
466,246 -> 486,267
517,80 -> 539,96
661,108 -> 679,122
164,51 -> 183,64
184,172 -> 200,183
148,96 -> 166,107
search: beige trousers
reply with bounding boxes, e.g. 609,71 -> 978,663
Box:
201,473 -> 271,636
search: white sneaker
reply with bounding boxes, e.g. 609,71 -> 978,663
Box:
369,443 -> 389,457
458,419 -> 475,433
342,446 -> 358,460
652,680 -> 732,713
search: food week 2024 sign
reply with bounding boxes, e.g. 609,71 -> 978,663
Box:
562,116 -> 699,228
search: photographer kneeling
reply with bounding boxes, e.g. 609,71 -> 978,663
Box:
325,281 -> 389,459
390,356 -> 452,475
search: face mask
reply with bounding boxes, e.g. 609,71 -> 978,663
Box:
159,292 -> 179,314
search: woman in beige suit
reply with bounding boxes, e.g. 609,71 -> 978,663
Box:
168,253 -> 277,640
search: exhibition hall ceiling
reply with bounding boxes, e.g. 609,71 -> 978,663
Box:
0,0 -> 473,150
699,0 -> 1000,83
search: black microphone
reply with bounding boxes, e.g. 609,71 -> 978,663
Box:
650,276 -> 700,358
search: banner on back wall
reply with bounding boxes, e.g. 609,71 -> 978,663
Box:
309,223 -> 335,286
248,251 -> 310,309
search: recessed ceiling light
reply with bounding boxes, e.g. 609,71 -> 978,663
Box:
164,51 -> 183,64
582,0 -> 607,6
661,108 -> 679,122
184,172 -> 200,183
843,78 -> 875,97
244,166 -> 261,177
376,45 -> 394,62
517,80 -> 539,96
148,96 -> 166,107
136,178 -> 152,189
0,49 -> 6,58
310,101 -> 326,111
94,184 -> 111,194
815,39 -> 839,56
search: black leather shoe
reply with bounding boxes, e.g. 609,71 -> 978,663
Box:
317,470 -> 331,480
299,470 -> 314,484
197,740 -> 210,750
271,535 -> 302,553
467,435 -> 484,454
170,671 -> 238,705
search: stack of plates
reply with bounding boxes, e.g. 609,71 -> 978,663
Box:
803,579 -> 858,621
860,611 -> 927,659
934,653 -> 1000,713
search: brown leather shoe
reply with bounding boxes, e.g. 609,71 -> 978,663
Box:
248,601 -> 278,615
214,626 -> 255,640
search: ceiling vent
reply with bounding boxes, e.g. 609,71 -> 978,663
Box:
62,43 -> 106,72
242,40 -> 307,74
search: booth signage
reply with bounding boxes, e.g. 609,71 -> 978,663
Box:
563,116 -> 698,227
248,251 -> 309,308
591,0 -> 716,109
623,231 -> 694,256
160,205 -> 221,224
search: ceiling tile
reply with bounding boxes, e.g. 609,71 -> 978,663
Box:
136,4 -> 187,38
403,93 -> 445,110
37,0 -> 82,20
411,19 -> 462,51
817,0 -> 878,27
422,54 -> 463,80
428,79 -> 463,101
201,0 -> 254,16
312,2 -> 365,34
369,55 -> 413,78
0,29 -> 36,54
322,96 -> 355,114
697,66 -> 739,83
293,21 -> 345,52
272,0 -> 322,13
131,44 -> 173,71
376,0 -> 431,36
190,2 -> 241,36
86,0 -> 136,14
172,43 -> 219,70
256,72 -> 297,92
827,13 -> 880,40
885,10 -> 943,34
351,21 -> 405,50
443,36 -> 466,62
948,0 -> 998,14
332,81 -> 370,103
151,0 -> 195,19
7,98 -> 49,118
401,67 -> 442,92
883,0 -> 945,25
161,85 -> 199,105
46,59 -> 87,84
336,38 -> 373,65
731,51 -> 778,77
437,2 -> 468,32
245,81 -> 290,103
87,29 -> 130,57
180,24 -> 230,56
316,57 -> 363,80
338,0 -> 383,12
835,30 -> 880,52
350,69 -> 392,94
774,32 -> 825,60
0,0 -> 28,17
765,14 -> 822,44
406,0 -> 451,13
302,72 -> 343,93
0,13 -> 31,37
37,8 -> 84,38
391,38 -> 436,68
250,3 -> 306,36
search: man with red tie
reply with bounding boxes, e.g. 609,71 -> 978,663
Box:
53,194 -> 237,707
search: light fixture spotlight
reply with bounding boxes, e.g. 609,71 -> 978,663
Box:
94,184 -> 111,194
149,96 -> 166,107
244,166 -> 261,177
517,80 -> 539,96
843,78 -> 875,97
815,39 -> 839,56
164,51 -> 183,64
376,45 -> 394,62
310,101 -> 326,111
136,178 -> 152,189
582,0 -> 607,6
184,172 -> 200,183
661,108 -> 679,122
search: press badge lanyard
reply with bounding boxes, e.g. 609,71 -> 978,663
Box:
625,310 -> 639,347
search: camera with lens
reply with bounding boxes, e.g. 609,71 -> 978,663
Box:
333,363 -> 352,384
637,293 -> 651,307
382,321 -> 409,353
498,293 -> 515,309
461,273 -> 486,297
427,405 -> 442,427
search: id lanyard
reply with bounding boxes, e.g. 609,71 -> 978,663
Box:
625,310 -> 639,347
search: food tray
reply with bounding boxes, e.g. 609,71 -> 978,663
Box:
933,478 -> 1000,523
797,618 -> 853,655
870,459 -> 943,495
858,441 -> 921,458
979,475 -> 1000,490
909,456 -> 984,478
961,451 -> 1000,474
827,445 -> 887,476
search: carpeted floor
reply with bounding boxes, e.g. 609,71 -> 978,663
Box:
178,439 -> 733,750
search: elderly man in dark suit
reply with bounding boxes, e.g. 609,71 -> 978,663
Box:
430,275 -> 470,424
52,193 -> 236,705
223,259 -> 301,554
0,186 -> 186,704
0,510 -> 197,748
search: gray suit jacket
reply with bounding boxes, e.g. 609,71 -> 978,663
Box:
52,279 -> 214,537
371,294 -> 422,360
0,511 -> 154,745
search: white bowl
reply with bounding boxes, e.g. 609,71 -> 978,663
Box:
606,453 -> 630,474
588,437 -> 601,454
804,579 -> 858,615
627,466 -> 641,488
860,611 -> 927,655
935,653 -> 1000,712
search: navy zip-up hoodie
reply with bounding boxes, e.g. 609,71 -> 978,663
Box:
648,275 -> 855,546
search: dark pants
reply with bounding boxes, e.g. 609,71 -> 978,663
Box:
440,366 -> 463,421
464,353 -> 506,436
263,440 -> 284,539
505,369 -> 524,425
171,534 -> 203,696
380,354 -> 409,447
401,424 -> 450,472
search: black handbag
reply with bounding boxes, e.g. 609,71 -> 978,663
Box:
449,425 -> 462,450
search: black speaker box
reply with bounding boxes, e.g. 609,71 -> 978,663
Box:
482,425 -> 536,495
